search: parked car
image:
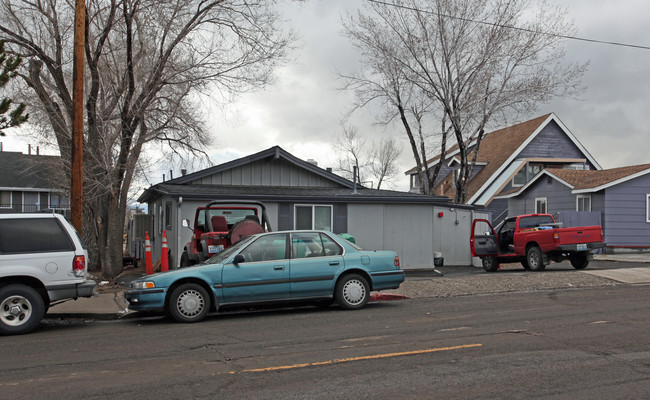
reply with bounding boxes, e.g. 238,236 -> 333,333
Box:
471,213 -> 605,272
125,230 -> 405,323
0,213 -> 96,335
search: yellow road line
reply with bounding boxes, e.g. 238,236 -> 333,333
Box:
229,343 -> 482,374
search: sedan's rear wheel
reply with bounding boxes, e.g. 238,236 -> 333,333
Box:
168,283 -> 210,323
336,274 -> 369,310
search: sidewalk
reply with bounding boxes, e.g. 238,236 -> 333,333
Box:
45,252 -> 650,321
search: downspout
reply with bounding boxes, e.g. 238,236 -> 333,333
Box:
177,196 -> 183,269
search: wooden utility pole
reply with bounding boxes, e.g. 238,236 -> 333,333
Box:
71,0 -> 85,232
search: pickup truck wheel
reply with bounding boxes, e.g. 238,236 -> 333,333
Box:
482,256 -> 499,272
570,255 -> 589,269
336,274 -> 369,310
168,283 -> 211,323
521,260 -> 531,270
526,246 -> 546,271
0,284 -> 45,336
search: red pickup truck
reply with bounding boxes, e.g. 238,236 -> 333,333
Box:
470,214 -> 605,272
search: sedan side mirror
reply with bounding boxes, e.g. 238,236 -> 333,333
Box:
233,254 -> 245,265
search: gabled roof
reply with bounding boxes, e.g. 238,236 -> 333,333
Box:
168,145 -> 355,188
0,151 -> 62,191
497,163 -> 650,198
405,113 -> 602,204
138,145 -> 455,205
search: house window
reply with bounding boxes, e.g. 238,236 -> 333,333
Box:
23,192 -> 39,212
50,193 -> 70,209
646,194 -> 650,223
410,174 -> 420,190
513,163 -> 544,186
0,191 -> 10,208
577,195 -> 591,212
295,205 -> 332,231
535,197 -> 547,214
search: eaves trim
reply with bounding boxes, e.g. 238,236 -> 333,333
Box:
571,167 -> 650,194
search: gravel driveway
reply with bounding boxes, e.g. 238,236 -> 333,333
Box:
390,263 -> 622,299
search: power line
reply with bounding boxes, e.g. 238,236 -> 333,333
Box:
367,0 -> 650,51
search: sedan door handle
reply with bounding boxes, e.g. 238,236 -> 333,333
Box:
274,265 -> 285,270
329,261 -> 339,266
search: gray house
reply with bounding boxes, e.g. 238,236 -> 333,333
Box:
405,113 -> 601,224
137,146 -> 484,269
497,164 -> 650,252
0,150 -> 69,214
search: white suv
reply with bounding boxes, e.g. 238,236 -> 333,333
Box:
0,213 -> 96,335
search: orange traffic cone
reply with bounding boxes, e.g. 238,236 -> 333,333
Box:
145,231 -> 153,275
161,230 -> 169,272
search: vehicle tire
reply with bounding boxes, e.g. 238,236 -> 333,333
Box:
180,252 -> 190,268
335,274 -> 369,310
0,284 -> 45,336
168,283 -> 211,323
521,260 -> 531,270
526,246 -> 546,271
482,256 -> 499,272
570,254 -> 590,269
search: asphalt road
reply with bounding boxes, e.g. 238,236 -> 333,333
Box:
2,284 -> 648,399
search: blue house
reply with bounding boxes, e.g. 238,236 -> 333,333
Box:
497,164 -> 650,253
406,113 -> 602,225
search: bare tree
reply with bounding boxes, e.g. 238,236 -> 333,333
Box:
368,137 -> 402,189
332,124 -> 368,184
332,124 -> 402,189
0,0 -> 292,277
342,0 -> 586,202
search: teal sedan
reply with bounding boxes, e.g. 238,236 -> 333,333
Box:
125,231 -> 405,323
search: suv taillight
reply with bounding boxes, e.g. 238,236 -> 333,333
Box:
394,256 -> 400,268
73,255 -> 86,277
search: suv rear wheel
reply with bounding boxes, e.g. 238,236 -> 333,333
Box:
0,284 -> 45,336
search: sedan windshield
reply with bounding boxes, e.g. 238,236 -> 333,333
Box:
205,235 -> 254,264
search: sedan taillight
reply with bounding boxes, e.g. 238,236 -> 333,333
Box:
394,256 -> 400,268
73,255 -> 86,277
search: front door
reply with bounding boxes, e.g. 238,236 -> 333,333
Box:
470,219 -> 498,257
221,233 -> 290,303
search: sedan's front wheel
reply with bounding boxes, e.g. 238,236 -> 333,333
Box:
168,283 -> 211,323
336,274 -> 369,310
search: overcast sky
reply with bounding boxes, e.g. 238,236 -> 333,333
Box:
2,0 -> 649,193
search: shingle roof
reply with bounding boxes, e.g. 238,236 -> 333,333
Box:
548,164 -> 650,190
431,114 -> 552,200
0,151 -> 62,190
